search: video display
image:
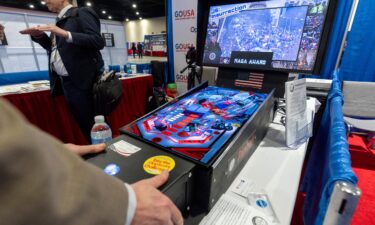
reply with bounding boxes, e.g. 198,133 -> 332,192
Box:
203,0 -> 332,73
124,86 -> 267,164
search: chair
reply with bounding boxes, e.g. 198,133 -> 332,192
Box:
108,65 -> 121,73
150,61 -> 167,87
201,66 -> 218,86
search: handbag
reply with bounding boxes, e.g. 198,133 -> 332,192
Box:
93,71 -> 122,116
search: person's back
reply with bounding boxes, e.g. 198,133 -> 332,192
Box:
137,43 -> 143,58
131,43 -> 137,58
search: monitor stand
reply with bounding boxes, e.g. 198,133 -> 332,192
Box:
216,67 -> 289,98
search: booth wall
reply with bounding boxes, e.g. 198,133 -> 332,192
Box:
0,6 -> 127,74
124,17 -> 166,43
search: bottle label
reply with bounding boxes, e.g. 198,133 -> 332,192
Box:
91,136 -> 112,144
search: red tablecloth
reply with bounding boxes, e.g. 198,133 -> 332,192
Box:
145,51 -> 166,57
2,76 -> 153,145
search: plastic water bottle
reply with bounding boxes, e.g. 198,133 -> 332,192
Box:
91,115 -> 112,144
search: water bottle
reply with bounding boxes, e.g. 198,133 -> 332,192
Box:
91,115 -> 112,144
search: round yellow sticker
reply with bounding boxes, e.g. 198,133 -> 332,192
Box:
143,155 -> 176,175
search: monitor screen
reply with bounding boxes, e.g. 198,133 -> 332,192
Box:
202,0 -> 334,74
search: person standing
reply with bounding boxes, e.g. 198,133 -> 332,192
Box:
137,42 -> 143,59
20,0 -> 105,142
131,42 -> 137,58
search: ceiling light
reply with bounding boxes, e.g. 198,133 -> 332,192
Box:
108,16 -> 112,19
41,1 -> 46,5
136,12 -> 139,15
132,4 -> 137,8
86,2 -> 92,7
126,18 -> 129,22
102,10 -> 106,14
139,17 -> 143,20
29,4 -> 35,9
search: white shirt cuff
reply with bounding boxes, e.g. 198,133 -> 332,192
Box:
66,31 -> 73,43
124,183 -> 137,225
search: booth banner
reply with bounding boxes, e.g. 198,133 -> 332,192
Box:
171,0 -> 198,94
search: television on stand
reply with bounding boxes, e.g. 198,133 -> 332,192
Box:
199,0 -> 338,97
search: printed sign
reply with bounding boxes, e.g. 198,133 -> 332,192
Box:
171,0 -> 198,93
143,155 -> 176,175
102,33 -> 115,47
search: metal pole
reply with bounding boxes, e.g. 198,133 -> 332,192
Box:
24,14 -> 41,71
335,0 -> 359,70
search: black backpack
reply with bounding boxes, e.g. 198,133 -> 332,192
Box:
93,71 -> 122,116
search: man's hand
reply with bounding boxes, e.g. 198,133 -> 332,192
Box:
64,143 -> 106,156
131,170 -> 183,225
20,24 -> 69,39
19,27 -> 45,38
36,24 -> 69,39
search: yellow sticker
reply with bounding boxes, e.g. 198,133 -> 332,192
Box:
143,155 -> 176,175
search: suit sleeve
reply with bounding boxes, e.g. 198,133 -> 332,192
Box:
31,33 -> 52,51
70,8 -> 105,49
0,98 -> 128,225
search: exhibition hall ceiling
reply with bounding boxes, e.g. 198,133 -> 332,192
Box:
0,0 -> 165,21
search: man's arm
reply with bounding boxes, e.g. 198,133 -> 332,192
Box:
31,33 -> 52,51
0,98 -> 183,225
0,98 -> 128,225
70,7 -> 105,49
19,27 -> 52,51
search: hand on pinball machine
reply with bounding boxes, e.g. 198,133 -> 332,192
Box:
131,170 -> 183,225
64,143 -> 106,156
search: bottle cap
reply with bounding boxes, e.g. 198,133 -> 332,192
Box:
94,115 -> 105,123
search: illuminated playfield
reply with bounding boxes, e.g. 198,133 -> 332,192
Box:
128,86 -> 267,163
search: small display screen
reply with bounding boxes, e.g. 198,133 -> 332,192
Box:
203,0 -> 332,73
124,86 -> 267,164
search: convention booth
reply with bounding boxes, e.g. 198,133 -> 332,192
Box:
144,34 -> 167,57
0,75 -> 153,145
0,0 -> 374,224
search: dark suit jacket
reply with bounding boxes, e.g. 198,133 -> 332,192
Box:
32,7 -> 105,96
0,98 -> 128,225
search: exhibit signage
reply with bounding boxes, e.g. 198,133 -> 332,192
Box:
170,0 -> 198,93
102,33 -> 115,47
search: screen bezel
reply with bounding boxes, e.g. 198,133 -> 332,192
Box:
198,0 -> 338,75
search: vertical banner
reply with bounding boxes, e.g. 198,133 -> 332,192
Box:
169,0 -> 198,94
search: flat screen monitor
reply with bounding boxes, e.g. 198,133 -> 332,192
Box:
202,0 -> 336,74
